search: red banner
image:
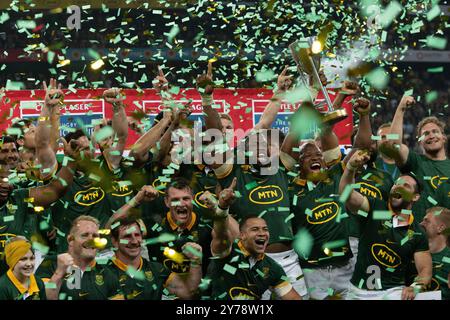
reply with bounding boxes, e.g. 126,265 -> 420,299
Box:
1,88 -> 353,147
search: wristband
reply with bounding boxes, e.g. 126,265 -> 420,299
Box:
346,163 -> 357,172
201,94 -> 213,106
215,206 -> 229,219
129,197 -> 141,208
410,282 -> 426,293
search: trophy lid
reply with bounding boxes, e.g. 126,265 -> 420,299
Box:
289,38 -> 321,75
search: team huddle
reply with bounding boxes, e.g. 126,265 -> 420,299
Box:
0,63 -> 449,301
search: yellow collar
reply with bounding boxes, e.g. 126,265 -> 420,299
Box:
237,240 -> 265,261
7,269 -> 39,297
293,177 -> 307,186
166,211 -> 197,231
112,256 -> 143,272
196,164 -> 206,171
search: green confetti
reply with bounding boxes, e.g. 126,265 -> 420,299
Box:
427,5 -> 441,21
16,20 -> 36,29
365,68 -> 389,90
293,228 -> 314,260
94,126 -> 114,142
357,210 -> 368,218
373,211 -> 392,220
3,215 -> 14,222
426,36 -> 447,50
245,181 -> 258,190
425,91 -> 438,104
255,69 -> 276,82
380,1 -> 402,29
427,196 -> 438,205
223,264 -> 237,275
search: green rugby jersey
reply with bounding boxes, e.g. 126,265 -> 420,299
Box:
374,157 -> 400,181
348,164 -> 394,238
206,241 -> 290,300
104,256 -> 169,300
351,198 -> 429,290
51,174 -> 111,253
405,246 -> 450,300
35,255 -> 100,300
0,270 -> 46,300
146,211 -> 212,275
77,262 -> 123,300
289,162 -> 352,268
400,151 -> 450,221
216,164 -> 294,245
0,188 -> 48,275
433,180 -> 450,209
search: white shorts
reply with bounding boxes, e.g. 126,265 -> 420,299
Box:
262,249 -> 308,299
302,260 -> 353,300
348,236 -> 359,274
347,283 -> 404,300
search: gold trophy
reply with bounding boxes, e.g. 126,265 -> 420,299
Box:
289,37 -> 348,126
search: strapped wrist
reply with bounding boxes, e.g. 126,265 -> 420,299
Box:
201,94 -> 213,106
215,206 -> 229,219
346,162 -> 357,172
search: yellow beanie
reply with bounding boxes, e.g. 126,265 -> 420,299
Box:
5,240 -> 32,269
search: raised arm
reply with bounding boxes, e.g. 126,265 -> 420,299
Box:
352,97 -> 372,150
196,61 -> 222,131
389,95 -> 415,167
207,177 -> 239,257
35,79 -> 61,179
165,242 -> 203,299
45,253 -> 74,300
339,150 -> 371,214
253,66 -> 292,131
105,185 -> 159,228
102,88 -> 128,170
30,138 -> 81,208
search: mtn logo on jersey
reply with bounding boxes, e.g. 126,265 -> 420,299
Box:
111,181 -> 134,197
229,287 -> 259,300
163,258 -> 190,274
357,182 -> 383,199
430,176 -> 448,189
306,202 -> 339,224
249,185 -> 284,205
74,187 -> 105,206
152,177 -> 167,195
371,243 -> 401,268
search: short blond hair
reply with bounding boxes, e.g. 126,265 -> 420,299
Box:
69,215 -> 100,236
416,117 -> 446,139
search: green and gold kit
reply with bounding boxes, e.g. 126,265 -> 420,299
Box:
400,151 -> 450,221
433,180 -> 450,209
351,198 -> 429,290
104,256 -> 169,300
0,188 -> 48,275
36,255 -> 99,300
374,157 -> 400,181
146,211 -> 212,274
216,164 -> 294,245
289,162 -> 352,268
206,241 -> 290,300
347,164 -> 394,238
406,246 -> 450,300
0,270 -> 46,300
77,262 -> 123,300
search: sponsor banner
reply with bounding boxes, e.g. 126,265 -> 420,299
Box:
1,88 -> 353,147
19,99 -> 105,137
